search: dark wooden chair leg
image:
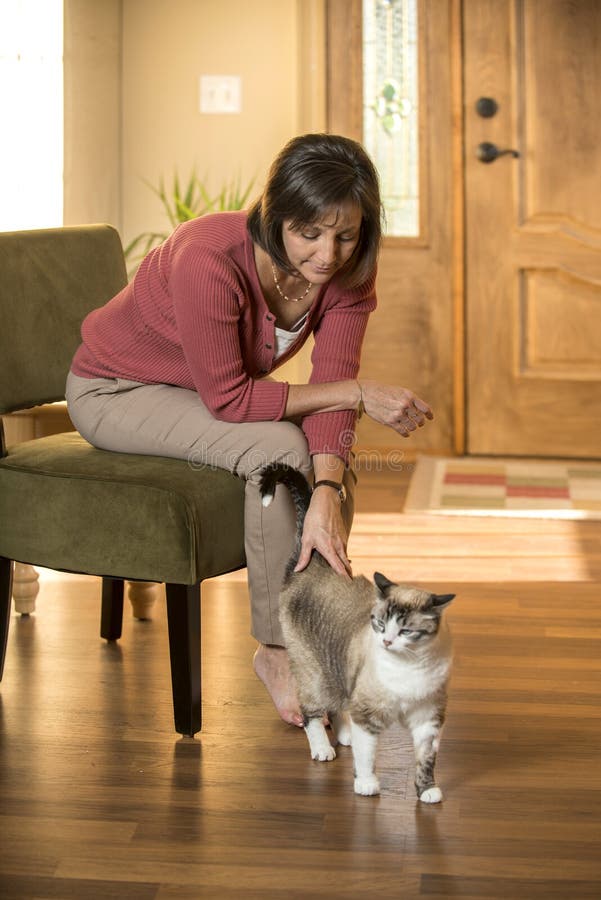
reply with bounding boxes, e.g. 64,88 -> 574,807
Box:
0,556 -> 13,680
166,582 -> 201,737
100,577 -> 124,641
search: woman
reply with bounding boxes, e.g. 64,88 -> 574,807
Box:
66,133 -> 433,727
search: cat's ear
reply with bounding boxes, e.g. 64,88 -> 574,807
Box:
430,593 -> 455,611
373,571 -> 395,595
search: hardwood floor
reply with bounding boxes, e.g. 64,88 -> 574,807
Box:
1,467 -> 600,899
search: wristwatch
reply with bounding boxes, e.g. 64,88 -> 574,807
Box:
313,479 -> 347,503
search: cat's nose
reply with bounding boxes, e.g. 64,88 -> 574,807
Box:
383,639 -> 392,648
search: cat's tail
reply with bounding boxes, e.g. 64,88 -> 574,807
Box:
259,463 -> 312,573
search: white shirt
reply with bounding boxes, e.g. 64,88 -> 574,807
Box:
274,312 -> 309,360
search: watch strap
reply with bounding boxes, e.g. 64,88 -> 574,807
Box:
313,479 -> 345,501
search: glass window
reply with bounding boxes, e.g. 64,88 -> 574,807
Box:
0,0 -> 63,231
362,0 -> 419,237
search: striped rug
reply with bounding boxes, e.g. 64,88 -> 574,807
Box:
404,456 -> 601,520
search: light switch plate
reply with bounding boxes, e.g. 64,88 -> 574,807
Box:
200,75 -> 242,114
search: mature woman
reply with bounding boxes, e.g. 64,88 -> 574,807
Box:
66,133 -> 433,727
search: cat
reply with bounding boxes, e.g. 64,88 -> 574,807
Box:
260,462 -> 455,802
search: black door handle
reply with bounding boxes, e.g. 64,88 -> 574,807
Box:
477,142 -> 520,163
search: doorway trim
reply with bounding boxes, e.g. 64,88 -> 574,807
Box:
451,0 -> 466,454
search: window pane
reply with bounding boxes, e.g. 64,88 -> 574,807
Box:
362,0 -> 419,237
0,0 -> 63,231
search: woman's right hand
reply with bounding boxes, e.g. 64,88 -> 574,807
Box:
360,380 -> 434,438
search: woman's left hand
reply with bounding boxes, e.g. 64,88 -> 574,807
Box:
293,488 -> 352,578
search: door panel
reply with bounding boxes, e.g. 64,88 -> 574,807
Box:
327,0 -> 456,456
465,0 -> 601,457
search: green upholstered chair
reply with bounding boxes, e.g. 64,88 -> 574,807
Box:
0,225 -> 246,735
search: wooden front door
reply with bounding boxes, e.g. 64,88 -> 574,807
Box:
464,0 -> 601,458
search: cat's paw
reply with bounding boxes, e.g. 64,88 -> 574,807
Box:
306,719 -> 336,761
312,745 -> 336,762
354,775 -> 380,796
419,785 -> 443,804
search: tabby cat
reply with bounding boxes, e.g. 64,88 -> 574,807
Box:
260,463 -> 455,802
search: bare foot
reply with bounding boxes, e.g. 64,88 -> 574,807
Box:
253,644 -> 303,727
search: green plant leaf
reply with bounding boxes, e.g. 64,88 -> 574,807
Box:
123,230 -> 166,258
174,197 -> 198,222
124,168 -> 256,277
183,172 -> 197,210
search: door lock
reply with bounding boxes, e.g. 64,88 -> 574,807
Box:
477,142 -> 520,163
475,97 -> 498,118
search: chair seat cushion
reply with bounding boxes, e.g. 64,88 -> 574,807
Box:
0,432 -> 246,583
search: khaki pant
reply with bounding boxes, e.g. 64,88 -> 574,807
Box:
65,371 -> 356,645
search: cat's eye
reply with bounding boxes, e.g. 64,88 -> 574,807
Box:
400,629 -> 423,638
371,615 -> 385,633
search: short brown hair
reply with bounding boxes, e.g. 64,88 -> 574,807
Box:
247,133 -> 382,289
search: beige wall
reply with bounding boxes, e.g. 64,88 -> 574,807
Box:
122,0 -> 301,245
63,0 -> 326,236
63,0 -> 122,229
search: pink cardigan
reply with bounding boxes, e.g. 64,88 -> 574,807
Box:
71,211 -> 377,461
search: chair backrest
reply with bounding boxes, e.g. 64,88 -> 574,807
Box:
0,224 -> 127,415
